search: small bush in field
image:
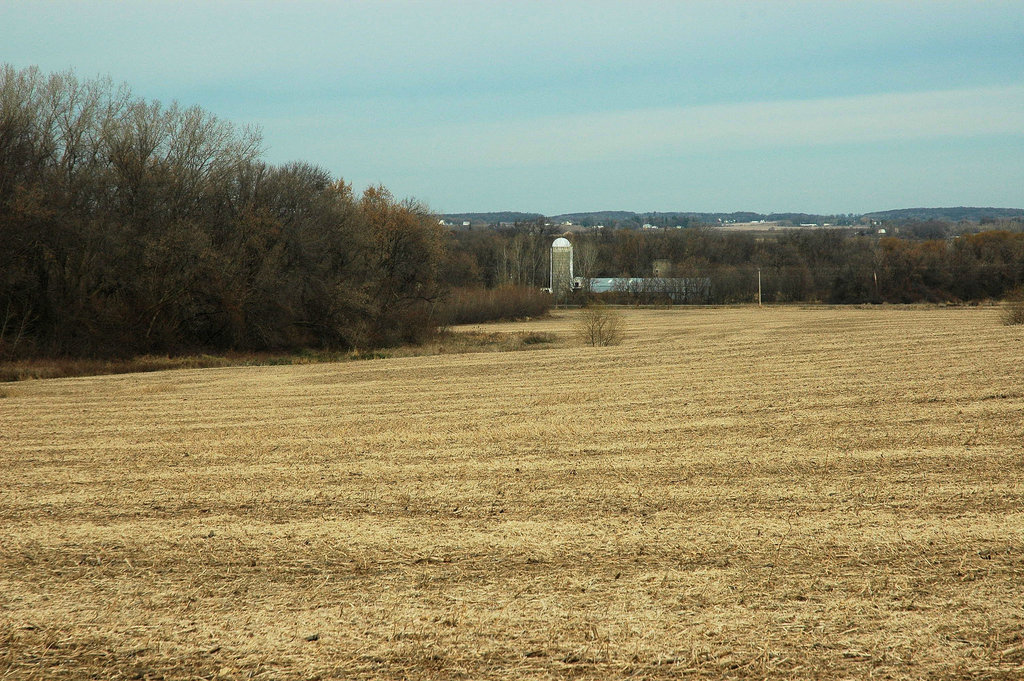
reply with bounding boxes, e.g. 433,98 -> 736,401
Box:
575,303 -> 625,346
1003,295 -> 1024,326
521,332 -> 555,345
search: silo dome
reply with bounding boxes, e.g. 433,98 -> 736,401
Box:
552,237 -> 572,248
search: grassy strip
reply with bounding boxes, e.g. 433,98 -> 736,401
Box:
0,330 -> 559,383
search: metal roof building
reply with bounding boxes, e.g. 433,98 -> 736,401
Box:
578,277 -> 711,302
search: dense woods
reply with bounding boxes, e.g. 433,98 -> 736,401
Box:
2,65 -> 1023,360
0,66 -> 446,359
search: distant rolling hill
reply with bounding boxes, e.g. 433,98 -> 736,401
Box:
442,212 -> 543,224
443,207 -> 1024,226
550,211 -> 638,223
860,207 -> 1024,222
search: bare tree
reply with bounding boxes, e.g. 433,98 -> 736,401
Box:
574,303 -> 625,346
574,237 -> 598,288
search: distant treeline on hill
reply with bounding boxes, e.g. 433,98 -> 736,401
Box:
445,207 -> 1024,228
861,207 -> 1024,223
444,212 -> 543,224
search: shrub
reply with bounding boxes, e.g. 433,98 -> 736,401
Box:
440,286 -> 552,325
575,303 -> 625,346
1003,288 -> 1024,325
520,332 -> 555,345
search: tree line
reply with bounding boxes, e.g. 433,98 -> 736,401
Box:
1,65 -> 447,359
445,221 -> 1024,304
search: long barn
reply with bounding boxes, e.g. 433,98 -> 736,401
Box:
578,277 -> 712,303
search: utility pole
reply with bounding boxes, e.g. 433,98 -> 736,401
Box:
758,268 -> 762,307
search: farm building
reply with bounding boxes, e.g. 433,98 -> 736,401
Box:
550,237 -> 574,302
577,277 -> 712,303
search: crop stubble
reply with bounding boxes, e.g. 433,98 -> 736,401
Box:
1,307 -> 1022,679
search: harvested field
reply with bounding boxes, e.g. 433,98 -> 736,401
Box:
2,306 -> 1023,680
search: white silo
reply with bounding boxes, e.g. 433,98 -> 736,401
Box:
550,237 -> 573,301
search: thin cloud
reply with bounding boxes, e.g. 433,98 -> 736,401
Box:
408,85 -> 1024,168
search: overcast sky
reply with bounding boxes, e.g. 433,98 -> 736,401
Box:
3,0 -> 1022,214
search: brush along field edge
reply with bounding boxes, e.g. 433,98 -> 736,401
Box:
1,307 -> 1023,680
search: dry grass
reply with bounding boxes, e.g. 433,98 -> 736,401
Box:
1003,301 -> 1024,326
0,330 -> 560,383
440,285 -> 553,325
0,354 -> 245,383
1,306 -> 1022,680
